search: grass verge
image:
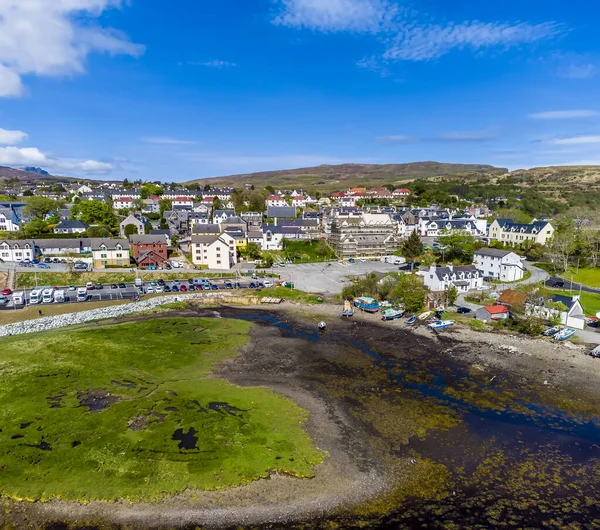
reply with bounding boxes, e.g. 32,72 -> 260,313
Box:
0,318 -> 323,502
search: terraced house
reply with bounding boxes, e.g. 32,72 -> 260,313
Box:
91,239 -> 130,269
328,213 -> 400,258
488,219 -> 555,246
0,240 -> 36,262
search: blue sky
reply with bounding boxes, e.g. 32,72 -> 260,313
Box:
1,0 -> 600,181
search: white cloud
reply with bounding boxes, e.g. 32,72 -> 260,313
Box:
356,56 -> 390,77
384,21 -> 562,62
0,146 -> 113,174
143,137 -> 198,146
375,135 -> 412,143
559,63 -> 597,79
0,0 -> 144,97
438,128 -> 496,141
272,0 -> 398,33
551,135 -> 600,145
185,60 -> 237,68
273,1 -> 562,64
529,110 -> 599,119
0,128 -> 28,145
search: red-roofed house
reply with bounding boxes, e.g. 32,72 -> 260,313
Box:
476,305 -> 510,321
393,188 -> 411,198
173,196 -> 194,208
267,195 -> 287,207
201,196 -> 215,205
113,197 -> 133,210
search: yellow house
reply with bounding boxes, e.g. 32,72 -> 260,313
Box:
90,238 -> 130,268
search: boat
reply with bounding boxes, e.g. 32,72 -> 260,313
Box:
553,327 -> 576,341
541,326 -> 561,336
354,297 -> 380,313
381,308 -> 405,321
318,321 -> 327,331
427,320 -> 455,330
418,311 -> 432,321
342,300 -> 354,317
406,315 -> 417,325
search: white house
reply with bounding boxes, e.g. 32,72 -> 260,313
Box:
189,212 -> 210,227
172,196 -> 194,208
191,233 -> 236,269
392,188 -> 411,198
474,248 -> 525,282
291,196 -> 308,208
262,225 -> 285,251
114,197 -> 134,210
213,210 -> 236,224
0,240 -> 36,262
530,294 -> 586,330
53,220 -> 89,235
0,205 -> 22,232
75,184 -> 93,194
422,264 -> 483,293
266,195 -> 287,208
111,190 -> 141,200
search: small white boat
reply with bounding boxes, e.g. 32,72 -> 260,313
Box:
427,320 -> 455,330
418,311 -> 432,321
381,308 -> 405,321
553,327 -> 576,341
542,326 -> 561,337
342,300 -> 354,317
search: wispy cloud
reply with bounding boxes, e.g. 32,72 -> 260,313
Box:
551,135 -> 600,145
184,60 -> 237,68
385,21 -> 562,62
272,0 -> 562,65
143,137 -> 198,146
437,128 -> 497,142
356,56 -> 390,77
560,63 -> 596,79
272,0 -> 399,33
0,146 -> 113,174
375,135 -> 413,143
529,110 -> 599,119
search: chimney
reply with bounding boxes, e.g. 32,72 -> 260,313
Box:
448,264 -> 454,272
274,217 -> 278,226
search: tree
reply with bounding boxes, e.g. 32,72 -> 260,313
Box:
132,198 -> 146,211
242,242 -> 262,260
18,218 -> 47,238
140,183 -> 163,199
22,190 -> 33,196
265,185 -> 275,194
124,224 -> 138,237
549,220 -> 576,272
316,239 -> 333,258
402,230 -> 422,271
159,198 -> 173,214
23,196 -> 59,219
445,285 -> 458,306
213,197 -> 222,210
391,274 -> 426,314
86,225 -> 113,238
77,200 -> 116,226
437,230 -> 480,264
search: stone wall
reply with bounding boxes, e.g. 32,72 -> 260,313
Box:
0,293 -> 232,338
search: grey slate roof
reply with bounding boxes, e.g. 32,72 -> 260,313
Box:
191,224 -> 220,234
266,206 -> 297,219
55,220 -> 88,230
475,248 -> 512,258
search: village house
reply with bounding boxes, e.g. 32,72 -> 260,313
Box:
327,213 -> 400,258
149,229 -> 172,246
113,197 -> 134,210
191,233 -> 236,269
192,224 -> 221,237
422,264 -> 483,293
189,212 -> 210,228
262,225 -> 285,251
35,238 -> 91,256
241,211 -> 262,227
91,239 -> 130,269
119,214 -> 149,237
53,220 -> 89,235
172,196 -> 194,209
213,209 -> 236,224
488,219 -> 555,246
392,188 -> 411,199
266,206 -> 297,220
129,235 -> 168,269
0,203 -> 24,232
266,195 -> 287,208
476,305 -> 510,321
0,240 -> 37,262
530,294 -> 586,330
474,248 -> 525,282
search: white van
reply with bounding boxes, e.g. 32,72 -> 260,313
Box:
42,288 -> 55,304
12,292 -> 24,305
29,289 -> 43,304
54,290 -> 66,303
77,287 -> 88,302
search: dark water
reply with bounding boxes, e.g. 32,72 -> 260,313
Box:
226,313 -> 600,529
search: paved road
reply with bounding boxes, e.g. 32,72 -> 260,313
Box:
544,275 -> 600,294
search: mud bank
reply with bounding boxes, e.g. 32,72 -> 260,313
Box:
2,303 -> 599,529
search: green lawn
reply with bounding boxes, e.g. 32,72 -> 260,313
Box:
259,286 -> 323,304
535,263 -> 600,288
276,240 -> 337,263
546,288 -> 600,316
0,318 -> 323,502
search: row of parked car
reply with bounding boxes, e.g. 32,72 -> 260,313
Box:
141,277 -> 275,294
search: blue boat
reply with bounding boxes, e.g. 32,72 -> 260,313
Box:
354,297 -> 380,313
342,300 -> 354,317
381,308 -> 404,321
427,320 -> 455,330
553,327 -> 576,341
406,315 -> 417,325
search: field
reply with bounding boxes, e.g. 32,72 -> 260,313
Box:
272,240 -> 337,263
0,318 -> 323,502
546,289 -> 600,316
535,263 -> 600,288
16,270 -> 237,288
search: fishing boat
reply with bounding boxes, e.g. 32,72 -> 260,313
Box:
406,315 -> 417,325
381,308 -> 405,321
342,300 -> 354,317
354,297 -> 380,313
427,320 -> 455,330
541,326 -> 562,336
553,327 -> 576,341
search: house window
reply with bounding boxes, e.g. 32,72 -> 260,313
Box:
101,261 -> 108,266
116,253 -> 122,258
217,260 -> 221,264
101,254 -> 107,258
117,260 -> 123,265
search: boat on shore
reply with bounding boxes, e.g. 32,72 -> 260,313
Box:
428,320 -> 455,330
342,300 -> 354,317
418,311 -> 432,321
381,308 -> 405,321
554,327 -> 576,341
406,315 -> 417,325
542,326 -> 561,336
354,297 -> 380,313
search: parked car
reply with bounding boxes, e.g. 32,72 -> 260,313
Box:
44,257 -> 52,263
155,286 -> 164,293
179,284 -> 187,292
211,284 -> 218,290
551,280 -> 565,288
68,285 -> 76,291
188,284 -> 196,291
0,295 -> 8,306
457,307 -> 472,314
173,279 -> 180,285
150,280 -> 157,286
95,283 -> 103,290
2,288 -> 12,296
86,282 -> 95,290
111,284 -> 118,289
158,279 -> 165,286
37,263 -> 50,269
32,259 -> 39,265
264,280 -> 273,288
52,258 -> 60,263
146,287 -> 154,294
118,282 -> 127,289
188,278 -> 194,284
359,258 -> 366,263
249,282 -> 256,289
74,263 -> 87,270
171,285 -> 179,292
163,285 -> 172,292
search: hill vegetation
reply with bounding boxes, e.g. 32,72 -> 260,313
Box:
187,162 -> 508,191
0,166 -> 77,184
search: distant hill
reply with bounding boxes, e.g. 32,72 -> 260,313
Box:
186,162 -> 508,191
0,166 -> 78,184
24,167 -> 50,176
